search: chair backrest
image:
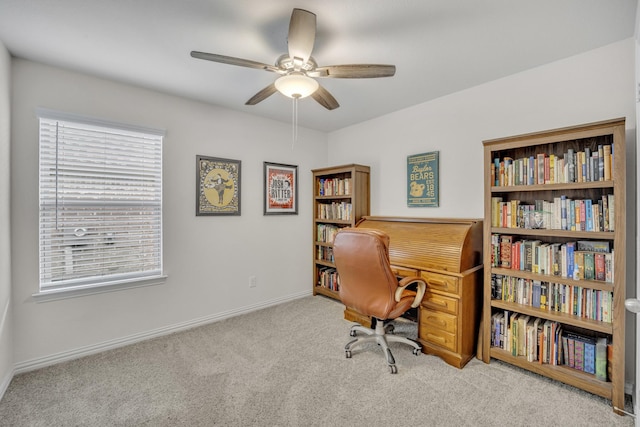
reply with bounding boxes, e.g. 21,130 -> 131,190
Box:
333,228 -> 399,320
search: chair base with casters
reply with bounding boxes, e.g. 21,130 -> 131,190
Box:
344,319 -> 422,374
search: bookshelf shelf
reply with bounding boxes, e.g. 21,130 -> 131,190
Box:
482,118 -> 626,414
315,260 -> 335,268
314,286 -> 340,300
491,180 -> 614,193
315,194 -> 353,200
490,347 -> 612,399
314,218 -> 353,225
491,300 -> 613,334
489,227 -> 615,240
312,164 -> 370,299
490,267 -> 614,292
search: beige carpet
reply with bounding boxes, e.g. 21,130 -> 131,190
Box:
0,295 -> 634,426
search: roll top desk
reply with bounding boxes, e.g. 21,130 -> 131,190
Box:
349,216 -> 483,368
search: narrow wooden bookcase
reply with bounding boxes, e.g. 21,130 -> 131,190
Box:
312,164 -> 370,300
481,118 -> 626,414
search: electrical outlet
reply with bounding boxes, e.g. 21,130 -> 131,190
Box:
249,276 -> 257,288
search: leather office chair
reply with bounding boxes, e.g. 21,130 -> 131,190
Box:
333,228 -> 426,374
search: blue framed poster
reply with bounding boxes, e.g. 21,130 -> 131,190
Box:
407,151 -> 439,207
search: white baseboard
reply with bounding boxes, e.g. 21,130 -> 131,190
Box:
0,367 -> 14,402
14,290 -> 311,374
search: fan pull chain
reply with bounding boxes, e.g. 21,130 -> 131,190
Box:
292,95 -> 300,150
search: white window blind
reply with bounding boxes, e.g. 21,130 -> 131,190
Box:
38,112 -> 163,293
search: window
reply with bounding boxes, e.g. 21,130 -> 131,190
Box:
38,110 -> 164,295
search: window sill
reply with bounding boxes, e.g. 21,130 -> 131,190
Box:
32,275 -> 168,303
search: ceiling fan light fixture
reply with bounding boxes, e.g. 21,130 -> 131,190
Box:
275,73 -> 318,99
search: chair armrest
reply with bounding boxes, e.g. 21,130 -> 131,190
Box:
395,276 -> 427,308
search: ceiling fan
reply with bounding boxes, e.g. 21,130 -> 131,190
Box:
190,8 -> 396,110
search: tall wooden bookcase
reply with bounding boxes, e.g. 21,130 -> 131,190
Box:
481,118 -> 626,413
312,164 -> 370,300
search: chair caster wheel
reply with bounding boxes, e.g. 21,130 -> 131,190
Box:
389,365 -> 397,374
350,330 -> 357,337
345,350 -> 352,359
413,348 -> 421,356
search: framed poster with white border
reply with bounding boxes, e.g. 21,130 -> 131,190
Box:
264,162 -> 298,215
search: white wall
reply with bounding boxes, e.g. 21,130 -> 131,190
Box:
328,38 -> 637,387
10,59 -> 328,367
329,39 -> 636,219
0,41 -> 13,396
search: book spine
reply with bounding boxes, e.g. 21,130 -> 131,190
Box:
583,252 -> 595,280
585,199 -> 593,231
560,195 -> 567,230
595,253 -> 606,281
603,145 -> 612,181
595,337 -> 607,381
574,340 -> 585,371
583,340 -> 596,374
567,149 -> 575,182
598,145 -> 604,181
567,336 -> 575,368
537,154 -> 545,185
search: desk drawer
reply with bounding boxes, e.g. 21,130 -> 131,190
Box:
420,328 -> 457,352
391,265 -> 419,277
421,271 -> 460,296
422,290 -> 458,315
419,308 -> 457,334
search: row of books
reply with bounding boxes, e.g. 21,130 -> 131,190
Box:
491,194 -> 615,232
316,224 -> 340,243
317,267 -> 340,292
491,274 -> 613,322
491,145 -> 613,187
316,245 -> 334,263
491,236 -> 614,282
317,202 -> 353,221
490,311 -> 609,380
491,311 -> 562,364
317,177 -> 352,196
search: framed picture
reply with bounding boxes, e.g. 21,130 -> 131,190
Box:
407,151 -> 439,207
196,155 -> 241,216
264,162 -> 298,215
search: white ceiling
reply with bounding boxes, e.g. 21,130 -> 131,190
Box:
0,0 -> 636,132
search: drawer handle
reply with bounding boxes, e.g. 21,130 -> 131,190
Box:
427,334 -> 446,343
427,279 -> 447,288
429,299 -> 448,308
426,316 -> 446,326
